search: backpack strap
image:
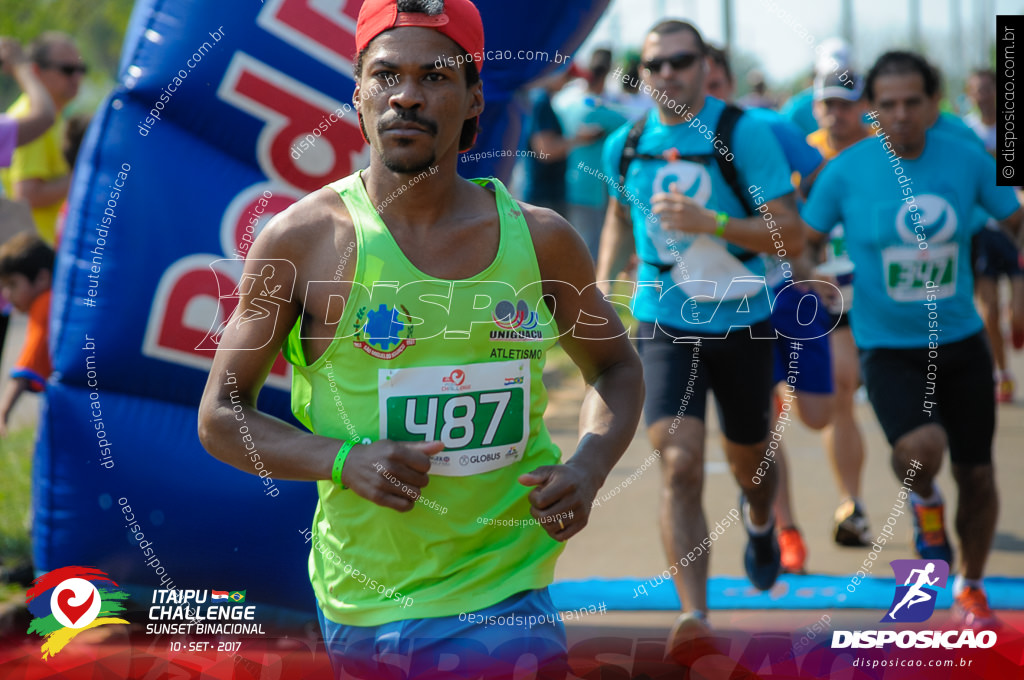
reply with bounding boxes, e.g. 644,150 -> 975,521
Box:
618,117 -> 648,187
618,104 -> 760,270
712,104 -> 755,217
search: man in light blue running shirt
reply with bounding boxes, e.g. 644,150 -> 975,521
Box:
595,19 -> 806,658
802,50 -> 1023,632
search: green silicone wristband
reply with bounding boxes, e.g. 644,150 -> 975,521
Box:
714,211 -> 729,237
332,440 -> 358,488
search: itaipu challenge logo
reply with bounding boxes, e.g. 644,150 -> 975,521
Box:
26,566 -> 130,659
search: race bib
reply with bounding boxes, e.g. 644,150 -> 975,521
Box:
378,360 -> 529,476
882,243 -> 957,302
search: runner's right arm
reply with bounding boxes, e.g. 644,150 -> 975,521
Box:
198,194 -> 441,512
0,39 -> 55,146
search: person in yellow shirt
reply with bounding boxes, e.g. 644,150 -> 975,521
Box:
1,32 -> 85,245
0,37 -> 56,164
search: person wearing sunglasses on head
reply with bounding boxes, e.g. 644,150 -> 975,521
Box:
1,32 -> 85,246
0,38 -> 56,168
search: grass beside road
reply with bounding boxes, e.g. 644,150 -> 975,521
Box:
0,427 -> 35,586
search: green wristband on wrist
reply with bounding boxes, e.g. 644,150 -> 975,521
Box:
332,439 -> 359,488
714,211 -> 729,237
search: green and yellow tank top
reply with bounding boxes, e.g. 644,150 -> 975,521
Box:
284,171 -> 564,626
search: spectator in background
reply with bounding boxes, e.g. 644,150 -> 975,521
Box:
780,37 -> 852,136
560,49 -> 628,260
962,68 -> 1024,401
611,53 -> 654,121
1,32 -> 85,246
0,37 -> 56,390
0,38 -> 56,168
54,111 -> 91,246
0,233 -> 53,437
964,69 -> 997,152
737,69 -> 776,110
520,67 -> 575,216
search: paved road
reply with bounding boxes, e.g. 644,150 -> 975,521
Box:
546,331 -> 1024,604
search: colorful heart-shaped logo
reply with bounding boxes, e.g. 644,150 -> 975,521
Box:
49,578 -> 101,629
56,587 -> 95,626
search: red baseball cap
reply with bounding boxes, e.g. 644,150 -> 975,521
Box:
354,0 -> 485,152
355,0 -> 485,71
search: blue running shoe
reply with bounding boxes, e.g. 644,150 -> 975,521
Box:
910,490 -> 953,564
741,494 -> 781,591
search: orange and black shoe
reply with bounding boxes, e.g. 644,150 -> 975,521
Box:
953,586 -> 1000,630
778,526 -> 807,574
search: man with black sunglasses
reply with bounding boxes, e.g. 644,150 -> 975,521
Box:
1,32 -> 84,246
596,19 -> 805,658
0,38 -> 56,165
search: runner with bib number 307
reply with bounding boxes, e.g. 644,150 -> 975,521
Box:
196,1 -> 643,678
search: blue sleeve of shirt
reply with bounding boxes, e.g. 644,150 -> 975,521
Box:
936,112 -> 986,150
974,149 -> 1021,224
770,118 -> 824,176
601,121 -> 633,205
732,113 -> 794,203
801,159 -> 844,233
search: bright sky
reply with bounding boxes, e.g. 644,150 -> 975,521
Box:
581,0 -> 1021,87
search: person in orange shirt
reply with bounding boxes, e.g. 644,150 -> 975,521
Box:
0,232 -> 53,436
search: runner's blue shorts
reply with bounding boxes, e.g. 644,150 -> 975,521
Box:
771,282 -> 835,394
317,588 -> 568,679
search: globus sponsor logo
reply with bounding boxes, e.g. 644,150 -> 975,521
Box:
460,453 -> 501,465
831,629 -> 996,650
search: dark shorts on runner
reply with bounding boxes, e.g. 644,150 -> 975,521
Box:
860,331 -> 995,466
637,320 -> 775,444
771,283 -> 835,394
829,310 -> 850,330
972,227 -> 1023,279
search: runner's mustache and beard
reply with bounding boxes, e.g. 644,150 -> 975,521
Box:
378,110 -> 440,174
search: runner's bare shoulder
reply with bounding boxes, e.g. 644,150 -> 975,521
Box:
515,201 -> 591,278
250,186 -> 356,268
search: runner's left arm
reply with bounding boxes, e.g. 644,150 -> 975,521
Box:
997,207 -> 1024,248
518,204 -> 644,541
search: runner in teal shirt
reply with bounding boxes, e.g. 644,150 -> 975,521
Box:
802,50 -> 1024,632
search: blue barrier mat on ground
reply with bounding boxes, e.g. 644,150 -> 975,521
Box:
550,575 -> 1024,611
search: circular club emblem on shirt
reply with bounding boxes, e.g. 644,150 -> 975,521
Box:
653,161 -> 712,206
896,194 -> 957,246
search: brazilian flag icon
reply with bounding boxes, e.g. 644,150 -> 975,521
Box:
229,591 -> 246,603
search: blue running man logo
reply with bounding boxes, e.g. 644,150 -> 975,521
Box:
882,559 -> 949,623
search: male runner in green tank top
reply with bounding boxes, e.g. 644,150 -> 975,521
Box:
198,1 -> 643,677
